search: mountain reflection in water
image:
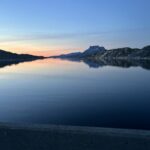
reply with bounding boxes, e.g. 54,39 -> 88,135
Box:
0,59 -> 39,69
57,58 -> 150,70
0,58 -> 150,71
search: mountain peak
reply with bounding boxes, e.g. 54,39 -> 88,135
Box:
83,45 -> 106,56
88,45 -> 106,51
89,45 -> 105,49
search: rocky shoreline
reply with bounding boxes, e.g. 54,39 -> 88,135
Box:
50,45 -> 150,69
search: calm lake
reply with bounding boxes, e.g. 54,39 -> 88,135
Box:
0,58 -> 150,130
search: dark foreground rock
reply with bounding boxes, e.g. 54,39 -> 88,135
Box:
0,123 -> 150,150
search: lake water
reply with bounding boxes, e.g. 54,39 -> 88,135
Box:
0,58 -> 150,130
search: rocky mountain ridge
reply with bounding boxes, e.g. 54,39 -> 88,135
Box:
51,45 -> 150,60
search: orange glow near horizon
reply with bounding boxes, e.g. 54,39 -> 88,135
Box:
28,50 -> 74,57
0,44 -> 83,57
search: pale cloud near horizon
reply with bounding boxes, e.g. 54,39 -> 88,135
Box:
0,32 -> 109,43
0,27 -> 149,53
0,27 -> 148,43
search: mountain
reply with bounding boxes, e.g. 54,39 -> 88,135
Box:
0,49 -> 44,60
51,45 -> 150,60
50,46 -> 106,59
97,46 -> 150,59
82,46 -> 106,57
53,52 -> 82,59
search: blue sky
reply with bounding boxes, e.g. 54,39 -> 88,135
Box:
0,0 -> 149,55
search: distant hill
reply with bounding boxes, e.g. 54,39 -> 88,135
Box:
51,46 -> 106,59
51,45 -> 150,60
0,49 -> 44,60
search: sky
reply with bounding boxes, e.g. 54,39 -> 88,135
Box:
0,0 -> 150,56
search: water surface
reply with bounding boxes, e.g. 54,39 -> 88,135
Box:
0,58 -> 150,130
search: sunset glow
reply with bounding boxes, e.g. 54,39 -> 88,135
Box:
0,1 -> 150,147
0,0 -> 149,56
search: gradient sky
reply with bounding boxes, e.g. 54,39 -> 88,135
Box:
0,0 -> 150,56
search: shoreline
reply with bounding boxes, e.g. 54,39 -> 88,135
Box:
0,123 -> 150,149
